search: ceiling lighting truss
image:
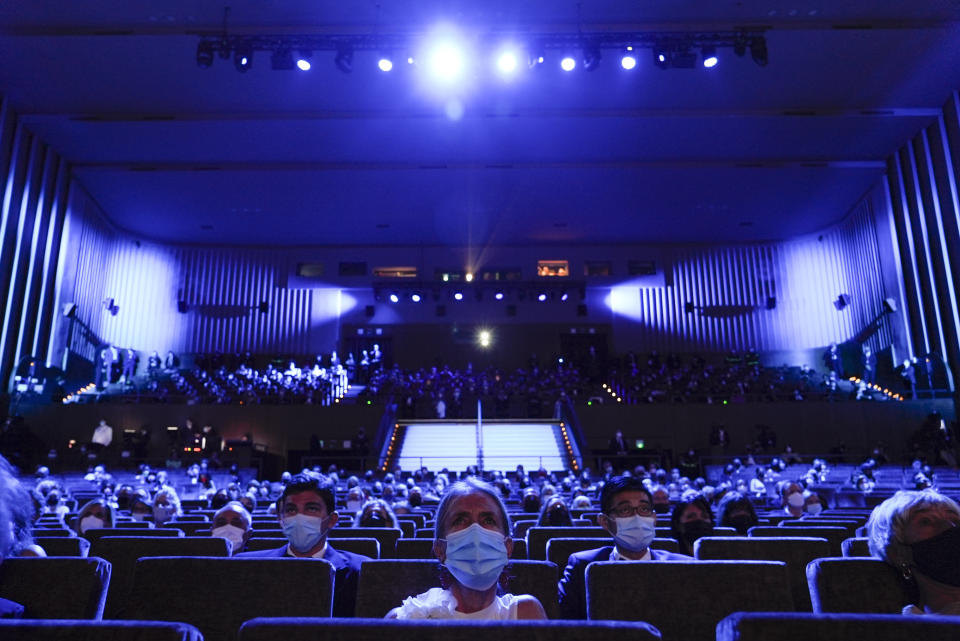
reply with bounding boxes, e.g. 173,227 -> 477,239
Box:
194,30 -> 767,72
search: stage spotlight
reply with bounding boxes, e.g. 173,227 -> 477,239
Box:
560,291 -> 569,302
271,48 -> 295,70
560,56 -> 576,71
528,44 -> 545,68
582,43 -> 602,71
652,44 -> 669,69
465,272 -> 474,282
750,37 -> 768,66
454,291 -> 464,301
620,47 -> 637,70
335,43 -> 354,73
538,292 -> 548,302
494,291 -> 505,301
296,51 -> 312,71
234,45 -> 253,72
702,45 -> 718,68
477,329 -> 492,349
497,50 -> 519,74
411,292 -> 422,303
378,53 -> 394,72
427,42 -> 464,81
389,293 -> 400,304
197,41 -> 215,68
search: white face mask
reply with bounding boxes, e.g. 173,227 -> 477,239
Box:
786,492 -> 805,508
611,515 -> 656,553
79,515 -> 104,534
346,500 -> 362,512
806,503 -> 823,516
131,512 -> 148,522
212,524 -> 247,554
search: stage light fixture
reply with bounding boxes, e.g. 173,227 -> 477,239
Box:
296,51 -> 312,71
234,45 -> 253,72
560,56 -> 576,71
538,292 -> 548,302
702,45 -> 718,68
477,330 -> 492,348
560,291 -> 569,302
410,292 -> 422,303
454,291 -> 464,301
582,43 -> 602,71
378,54 -> 394,72
497,50 -> 519,74
750,37 -> 768,66
620,47 -> 637,70
335,43 -> 354,73
389,293 -> 400,303
428,42 -> 464,81
653,44 -> 669,69
494,291 -> 505,301
528,44 -> 545,68
197,42 -> 215,68
465,272 -> 474,282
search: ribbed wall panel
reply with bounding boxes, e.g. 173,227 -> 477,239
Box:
884,91 -> 960,390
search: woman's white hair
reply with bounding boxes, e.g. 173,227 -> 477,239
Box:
866,490 -> 960,566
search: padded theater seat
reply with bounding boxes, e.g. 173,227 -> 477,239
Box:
586,560 -> 793,641
123,557 -> 334,641
0,557 -> 111,619
328,528 -> 401,559
89,536 -> 230,618
840,537 -> 871,557
694,536 -> 830,611
806,557 -> 909,614
355,559 -> 559,619
0,619 -> 204,641
83,529 -> 184,542
38,536 -> 91,557
717,611 -> 960,641
525,527 -> 610,561
239,617 -> 662,641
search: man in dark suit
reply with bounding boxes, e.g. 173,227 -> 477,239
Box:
236,474 -> 369,617
558,475 -> 691,619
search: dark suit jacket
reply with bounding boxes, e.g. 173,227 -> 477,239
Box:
558,545 -> 692,619
235,542 -> 369,617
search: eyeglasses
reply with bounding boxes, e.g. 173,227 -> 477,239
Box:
607,503 -> 654,518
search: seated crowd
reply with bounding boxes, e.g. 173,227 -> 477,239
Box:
2,448 -> 960,634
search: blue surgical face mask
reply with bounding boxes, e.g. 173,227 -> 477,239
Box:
441,522 -> 509,591
282,514 -> 329,553
612,515 -> 656,553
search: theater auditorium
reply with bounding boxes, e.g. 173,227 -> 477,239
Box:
1,2 -> 960,639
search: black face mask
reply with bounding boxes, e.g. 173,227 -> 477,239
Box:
729,514 -> 754,535
911,526 -> 960,587
681,520 -> 714,545
653,503 -> 670,515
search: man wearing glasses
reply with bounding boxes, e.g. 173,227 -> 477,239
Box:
558,476 -> 691,619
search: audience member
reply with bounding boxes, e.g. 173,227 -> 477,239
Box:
73,498 -> 116,535
0,455 -> 29,616
716,491 -> 759,535
386,479 -> 546,619
354,498 -> 399,529
867,490 -> 960,615
211,501 -> 253,555
558,475 -> 690,619
778,480 -> 805,518
236,474 -> 369,617
670,494 -> 715,556
537,496 -> 573,527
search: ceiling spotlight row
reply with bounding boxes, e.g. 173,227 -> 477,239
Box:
195,30 -> 768,73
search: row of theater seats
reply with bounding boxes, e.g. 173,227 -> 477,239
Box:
0,552 -> 953,641
3,613 -> 958,641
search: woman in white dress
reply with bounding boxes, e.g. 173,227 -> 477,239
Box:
387,478 -> 547,620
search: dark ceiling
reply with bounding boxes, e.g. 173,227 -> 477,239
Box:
1,1 -> 959,246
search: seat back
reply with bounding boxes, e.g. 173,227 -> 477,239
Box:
395,538 -> 527,560
717,611 -> 960,641
83,528 -> 184,542
0,619 -> 204,641
328,528 -> 401,559
239,617 -> 663,641
328,537 -> 380,559
526,527 -> 610,560
0,557 -> 111,619
124,557 -> 334,641
841,537 -> 871,557
806,557 -> 909,613
586,560 -> 793,641
355,559 -> 559,619
694,536 -> 830,611
748,525 -> 847,555
90,536 -> 230,618
38,536 -> 91,557
243,538 -> 289,552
